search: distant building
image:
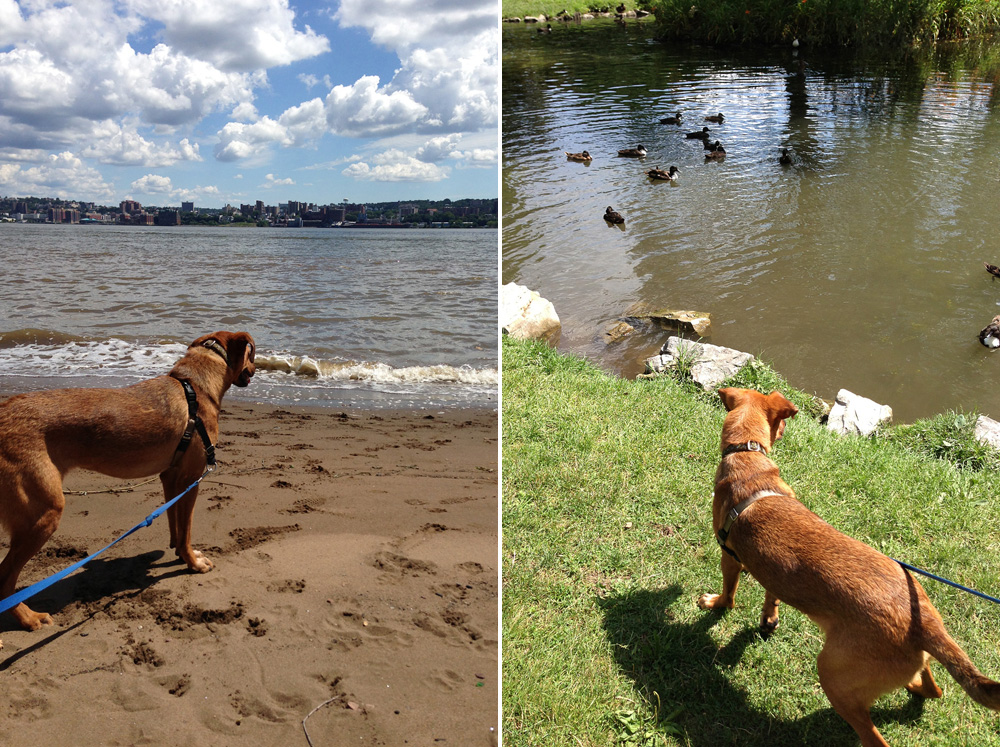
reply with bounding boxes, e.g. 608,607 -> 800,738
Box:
120,199 -> 142,214
181,201 -> 194,212
156,210 -> 181,226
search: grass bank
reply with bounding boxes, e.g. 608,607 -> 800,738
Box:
502,0 -> 1000,46
502,336 -> 1000,746
646,0 -> 1000,46
502,0 -> 643,19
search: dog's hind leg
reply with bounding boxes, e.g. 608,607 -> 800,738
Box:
0,468 -> 65,630
817,638 -> 909,747
905,654 -> 942,699
759,589 -> 780,636
698,550 -> 743,611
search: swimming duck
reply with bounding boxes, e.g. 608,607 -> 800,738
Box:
565,150 -> 592,161
617,144 -> 647,157
981,315 -> 1000,348
704,142 -> 726,159
537,23 -> 553,33
646,165 -> 679,181
704,112 -> 725,123
659,112 -> 682,125
685,127 -> 710,140
604,206 -> 625,224
779,148 -> 793,165
985,262 -> 1000,279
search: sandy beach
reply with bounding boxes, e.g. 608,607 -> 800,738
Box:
0,401 -> 498,746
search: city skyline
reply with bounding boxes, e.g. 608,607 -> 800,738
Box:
0,0 -> 499,208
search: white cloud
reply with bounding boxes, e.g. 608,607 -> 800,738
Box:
131,173 -> 174,194
0,150 -> 114,199
125,0 -> 330,72
342,148 -> 449,182
262,173 -> 295,187
129,173 -> 220,202
213,0 -> 497,159
82,122 -> 203,166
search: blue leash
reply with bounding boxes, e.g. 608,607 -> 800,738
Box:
0,468 -> 211,617
894,558 -> 1000,606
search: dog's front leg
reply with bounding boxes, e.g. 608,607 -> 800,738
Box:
698,550 -> 742,610
160,472 -> 213,573
759,589 -> 780,636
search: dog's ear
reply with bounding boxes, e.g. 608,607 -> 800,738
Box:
718,387 -> 746,412
766,391 -> 798,420
766,391 -> 798,422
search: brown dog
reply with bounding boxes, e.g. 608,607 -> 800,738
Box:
699,387 -> 1000,746
0,331 -> 255,632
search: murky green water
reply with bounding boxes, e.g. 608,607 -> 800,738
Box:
503,19 -> 1000,423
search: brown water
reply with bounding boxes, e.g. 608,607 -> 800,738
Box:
502,19 -> 1000,423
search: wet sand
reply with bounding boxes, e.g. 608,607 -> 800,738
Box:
0,402 -> 499,745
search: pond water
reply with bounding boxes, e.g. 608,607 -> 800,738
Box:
503,19 -> 1000,423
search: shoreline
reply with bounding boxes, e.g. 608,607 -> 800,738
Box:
0,399 -> 499,745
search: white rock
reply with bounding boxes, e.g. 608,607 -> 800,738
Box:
644,336 -> 753,390
500,282 -> 561,345
826,389 -> 892,436
974,415 -> 1000,450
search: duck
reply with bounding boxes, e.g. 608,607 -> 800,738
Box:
702,137 -> 721,150
985,262 -> 1000,279
604,206 -> 625,224
685,127 -> 711,140
704,112 -> 725,123
537,23 -> 553,33
617,144 -> 647,157
704,142 -> 726,160
779,148 -> 793,165
981,315 -> 1000,348
565,150 -> 592,161
659,112 -> 682,125
646,165 -> 680,181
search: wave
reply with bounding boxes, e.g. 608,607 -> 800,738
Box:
0,332 -> 497,390
257,354 -> 498,386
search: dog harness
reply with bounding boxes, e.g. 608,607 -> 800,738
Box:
168,341 -> 227,468
170,379 -> 216,468
716,441 -> 781,562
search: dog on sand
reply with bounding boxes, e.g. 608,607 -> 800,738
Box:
0,331 -> 255,632
698,387 -> 1000,746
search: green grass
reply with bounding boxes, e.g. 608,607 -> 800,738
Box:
502,336 -> 1000,746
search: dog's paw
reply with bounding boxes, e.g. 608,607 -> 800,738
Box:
16,606 -> 53,631
179,548 -> 214,573
697,593 -> 724,610
191,554 -> 214,573
758,618 -> 779,638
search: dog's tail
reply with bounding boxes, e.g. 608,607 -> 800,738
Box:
923,618 -> 1000,709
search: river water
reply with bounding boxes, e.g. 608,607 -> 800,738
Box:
503,19 -> 1000,423
0,224 -> 498,410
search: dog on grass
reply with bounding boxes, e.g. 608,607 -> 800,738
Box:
0,331 -> 255,632
698,387 -> 1000,747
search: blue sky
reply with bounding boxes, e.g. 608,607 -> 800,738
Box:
0,0 -> 498,208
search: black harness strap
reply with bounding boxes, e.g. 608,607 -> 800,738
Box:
716,494 -> 768,562
171,379 -> 216,467
715,442 -> 780,563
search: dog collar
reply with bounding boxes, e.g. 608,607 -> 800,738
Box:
722,441 -> 766,457
716,490 -> 784,562
201,339 -> 228,364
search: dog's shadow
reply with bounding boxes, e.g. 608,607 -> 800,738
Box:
598,585 -> 928,746
0,549 -> 191,656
